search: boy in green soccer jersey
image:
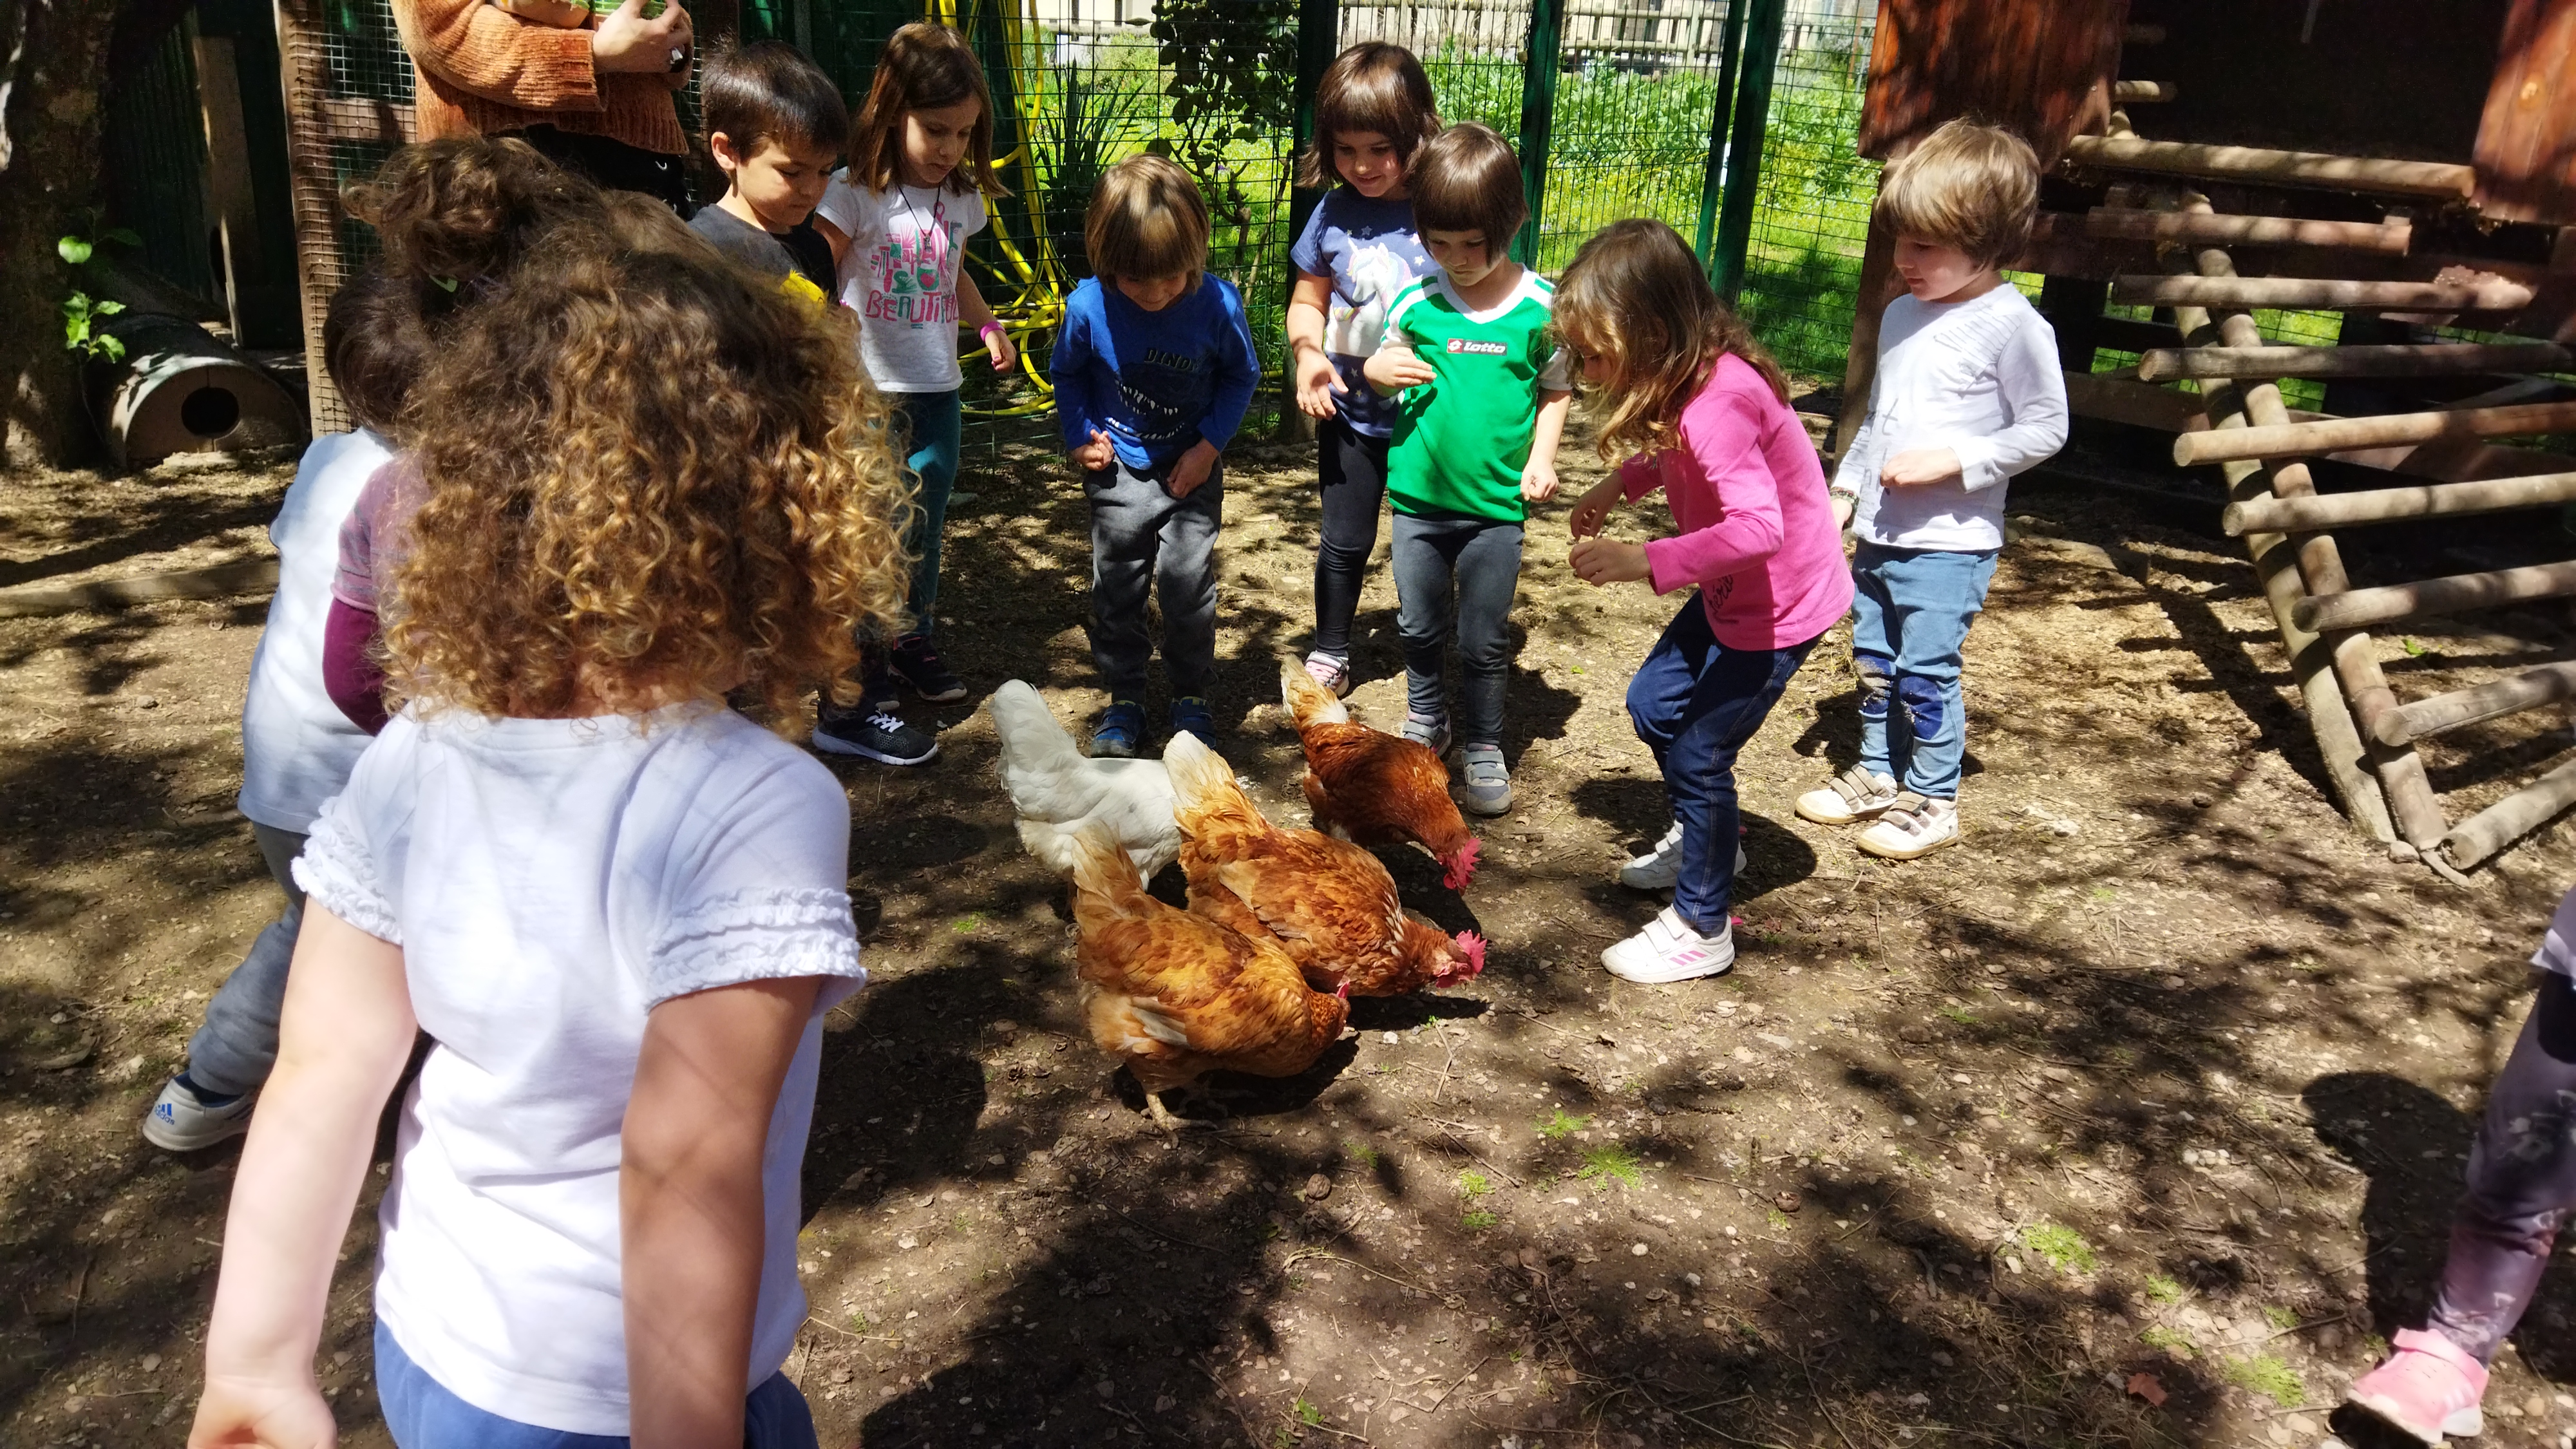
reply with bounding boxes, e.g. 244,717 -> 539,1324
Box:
1362,121 -> 1571,817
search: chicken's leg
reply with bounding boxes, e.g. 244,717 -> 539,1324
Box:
1144,1090 -> 1187,1134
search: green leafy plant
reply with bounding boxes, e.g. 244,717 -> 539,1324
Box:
1461,1209 -> 1499,1230
58,227 -> 139,364
1458,1170 -> 1492,1198
2263,1304 -> 2298,1331
2139,1325 -> 2195,1359
1940,1007 -> 1980,1025
1537,1109 -> 1590,1139
1345,1141 -> 1379,1168
1575,1145 -> 1641,1188
1765,1207 -> 1793,1231
1294,1397 -> 1323,1426
2145,1273 -> 2186,1305
2224,1354 -> 2304,1408
2020,1222 -> 2096,1275
2401,637 -> 2428,657
951,913 -> 985,934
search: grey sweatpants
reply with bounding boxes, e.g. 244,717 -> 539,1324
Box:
1391,510 -> 1524,746
1086,455 -> 1224,699
184,822 -> 306,1098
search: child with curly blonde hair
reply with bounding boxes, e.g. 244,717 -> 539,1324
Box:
189,240 -> 912,1448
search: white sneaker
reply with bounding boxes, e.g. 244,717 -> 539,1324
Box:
1617,822 -> 1748,891
1602,906 -> 1736,983
142,1074 -> 258,1151
1857,793 -> 1961,860
1795,766 -> 1898,826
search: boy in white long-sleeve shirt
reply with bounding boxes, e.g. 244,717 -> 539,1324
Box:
1795,118 -> 2068,860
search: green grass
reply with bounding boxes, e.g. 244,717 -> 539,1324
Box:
1461,1209 -> 1499,1231
2263,1305 -> 2299,1331
2020,1222 -> 2097,1275
1940,1007 -> 1980,1025
1575,1145 -> 1643,1188
2225,1354 -> 2306,1408
2139,1325 -> 2195,1359
1345,1141 -> 1379,1168
2145,1274 -> 2187,1305
1538,1110 -> 1591,1140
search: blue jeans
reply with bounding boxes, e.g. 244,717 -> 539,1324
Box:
1848,542 -> 1999,800
374,1320 -> 819,1449
1626,596 -> 1819,934
893,388 -> 962,640
183,824 -> 307,1097
1390,511 -> 1523,746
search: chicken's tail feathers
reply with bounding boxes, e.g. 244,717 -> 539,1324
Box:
1161,731 -> 1265,835
989,679 -> 1083,783
1280,658 -> 1350,730
1065,819 -> 1153,916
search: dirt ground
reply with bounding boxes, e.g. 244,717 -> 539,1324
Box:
4,428 -> 2576,1449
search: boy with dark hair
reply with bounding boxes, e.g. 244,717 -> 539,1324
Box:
687,39 -> 846,301
1049,155 -> 1261,756
1362,121 -> 1571,816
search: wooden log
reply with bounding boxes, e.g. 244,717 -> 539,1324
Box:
2139,340 -> 2572,383
2086,207 -> 2410,253
2222,471 -> 2576,535
2291,560 -> 2576,632
2112,79 -> 2176,102
2064,135 -> 2477,200
2374,661 -> 2576,746
2112,274 -> 2535,312
0,558 -> 279,620
2174,399 -> 2576,466
2438,757 -> 2576,872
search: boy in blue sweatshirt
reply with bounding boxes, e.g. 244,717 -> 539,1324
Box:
1050,154 -> 1261,756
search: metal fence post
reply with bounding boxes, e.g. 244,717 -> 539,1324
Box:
1278,0 -> 1338,442
1711,0 -> 1785,303
1691,0 -> 1750,272
1512,0 -> 1566,266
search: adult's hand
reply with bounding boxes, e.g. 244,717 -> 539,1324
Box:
592,0 -> 691,74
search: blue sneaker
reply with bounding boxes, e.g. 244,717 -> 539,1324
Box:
142,1072 -> 257,1151
1170,696 -> 1218,748
1090,699 -> 1146,759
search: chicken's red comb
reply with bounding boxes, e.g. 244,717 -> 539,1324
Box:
1454,930 -> 1487,977
1443,836 -> 1482,889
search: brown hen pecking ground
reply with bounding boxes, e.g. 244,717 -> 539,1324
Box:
1,430 -> 2573,1449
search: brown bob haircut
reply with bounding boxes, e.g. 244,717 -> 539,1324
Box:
701,41 -> 849,157
1085,155 -> 1209,289
1873,117 -> 2039,270
1295,42 -> 1442,189
1553,218 -> 1790,462
1408,122 -> 1526,249
846,22 -> 1008,196
323,266 -> 431,435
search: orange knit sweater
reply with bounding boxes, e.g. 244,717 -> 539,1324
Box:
390,0 -> 688,156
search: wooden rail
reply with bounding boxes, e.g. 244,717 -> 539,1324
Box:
2086,207 -> 2410,253
2221,471 -> 2576,534
2290,560 -> 2576,632
2443,758 -> 2576,872
2375,661 -> 2576,746
2064,135 -> 2477,200
2174,400 -> 2576,466
2112,274 -> 2535,312
2139,341 -> 2571,383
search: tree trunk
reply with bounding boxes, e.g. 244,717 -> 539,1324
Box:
1,0 -> 127,468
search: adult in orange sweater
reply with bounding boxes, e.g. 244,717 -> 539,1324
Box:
390,0 -> 697,206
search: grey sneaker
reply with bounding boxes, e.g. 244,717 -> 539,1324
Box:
1460,744 -> 1511,816
1618,820 -> 1749,891
1401,712 -> 1451,757
1795,765 -> 1898,826
143,1073 -> 258,1151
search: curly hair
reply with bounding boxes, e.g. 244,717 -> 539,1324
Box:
383,244 -> 916,726
343,136 -> 612,327
1554,219 -> 1789,463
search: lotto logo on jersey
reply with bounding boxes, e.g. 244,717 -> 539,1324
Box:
1445,338 -> 1509,355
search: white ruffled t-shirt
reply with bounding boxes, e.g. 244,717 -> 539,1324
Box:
294,703 -> 864,1434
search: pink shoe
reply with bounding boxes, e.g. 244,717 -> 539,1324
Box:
2348,1327 -> 2488,1444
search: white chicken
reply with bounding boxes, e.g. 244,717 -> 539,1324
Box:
989,679 -> 1183,878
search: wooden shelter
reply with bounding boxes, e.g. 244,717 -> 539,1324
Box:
1842,0 -> 2576,876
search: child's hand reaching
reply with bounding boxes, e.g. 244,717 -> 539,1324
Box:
1166,439 -> 1219,498
980,322 -> 1018,373
1362,345 -> 1434,395
1569,537 -> 1651,587
1566,477 -> 1622,539
1880,447 -> 1960,488
1071,429 -> 1116,474
1520,457 -> 1560,502
189,1372 -> 336,1448
1293,343 -> 1345,419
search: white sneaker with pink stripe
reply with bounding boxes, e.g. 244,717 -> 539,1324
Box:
1602,906 -> 1736,983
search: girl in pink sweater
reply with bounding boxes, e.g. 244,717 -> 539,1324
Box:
1561,220 -> 1851,983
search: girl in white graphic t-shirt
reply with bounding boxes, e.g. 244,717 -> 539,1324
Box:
189,242 -> 913,1448
810,21 -> 1016,767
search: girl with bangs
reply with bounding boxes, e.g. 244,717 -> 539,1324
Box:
187,243 -> 913,1448
1561,220 -> 1851,985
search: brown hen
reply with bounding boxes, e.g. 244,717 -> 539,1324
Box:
1066,822 -> 1349,1130
1280,659 -> 1482,890
1164,732 -> 1484,998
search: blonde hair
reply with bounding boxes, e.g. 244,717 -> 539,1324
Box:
846,22 -> 1008,197
1874,118 -> 2038,270
1554,219 -> 1789,462
1084,155 -> 1208,289
1296,42 -> 1441,190
385,245 -> 914,724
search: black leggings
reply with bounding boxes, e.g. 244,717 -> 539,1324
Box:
2427,969 -> 2576,1363
1311,415 -> 1390,661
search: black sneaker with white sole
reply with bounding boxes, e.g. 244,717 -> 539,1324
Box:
812,699 -> 940,765
890,636 -> 968,703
